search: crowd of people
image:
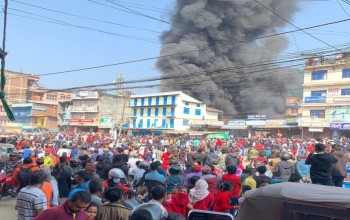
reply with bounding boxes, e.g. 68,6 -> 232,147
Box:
1,132 -> 349,220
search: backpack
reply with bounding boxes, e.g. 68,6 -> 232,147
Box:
18,166 -> 34,189
166,175 -> 180,193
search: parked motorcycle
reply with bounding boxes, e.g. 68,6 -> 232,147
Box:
0,171 -> 17,200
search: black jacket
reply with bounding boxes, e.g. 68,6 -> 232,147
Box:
306,152 -> 337,179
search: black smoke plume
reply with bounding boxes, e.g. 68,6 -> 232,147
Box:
156,0 -> 302,118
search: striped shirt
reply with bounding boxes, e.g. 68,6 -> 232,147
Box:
17,186 -> 47,220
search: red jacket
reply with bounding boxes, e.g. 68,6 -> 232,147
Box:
202,176 -> 219,195
213,191 -> 236,212
161,152 -> 171,170
222,174 -> 241,198
193,192 -> 215,211
168,192 -> 190,217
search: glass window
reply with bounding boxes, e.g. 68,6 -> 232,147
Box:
162,119 -> 166,128
138,119 -> 143,128
196,104 -> 200,107
342,69 -> 350,78
163,107 -> 167,116
147,119 -> 151,128
311,70 -> 327,80
133,109 -> 137,116
155,108 -> 159,116
171,107 -> 175,116
133,119 -> 136,128
140,108 -> 144,117
291,108 -> 298,114
147,108 -> 151,117
134,98 -> 137,106
141,98 -> 145,106
311,90 -> 327,97
341,88 -> 350,96
171,96 -> 176,105
195,109 -> 201,116
163,96 -> 168,105
183,119 -> 189,126
170,119 -> 174,129
156,97 -> 160,105
310,110 -> 325,118
184,107 -> 190,114
153,119 -> 158,128
148,97 -> 152,105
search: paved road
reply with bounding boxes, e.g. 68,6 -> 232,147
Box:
0,196 -> 17,219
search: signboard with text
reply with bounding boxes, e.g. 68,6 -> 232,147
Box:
304,96 -> 326,103
68,119 -> 94,123
327,88 -> 341,96
330,123 -> 350,130
247,115 -> 267,120
228,120 -> 246,126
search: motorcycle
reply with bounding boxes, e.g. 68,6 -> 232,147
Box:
0,171 -> 17,200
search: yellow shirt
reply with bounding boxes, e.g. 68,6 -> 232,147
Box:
43,156 -> 53,168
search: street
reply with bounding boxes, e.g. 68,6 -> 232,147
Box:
0,196 -> 17,219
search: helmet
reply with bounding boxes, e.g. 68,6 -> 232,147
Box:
139,161 -> 150,169
130,204 -> 163,220
280,152 -> 292,161
9,152 -> 18,157
71,157 -> 81,164
108,168 -> 125,179
169,165 -> 181,175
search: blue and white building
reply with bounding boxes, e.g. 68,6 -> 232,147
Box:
129,91 -> 218,135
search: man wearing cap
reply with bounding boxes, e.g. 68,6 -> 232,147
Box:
183,165 -> 202,187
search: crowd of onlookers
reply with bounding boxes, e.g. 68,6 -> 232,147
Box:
1,132 -> 349,220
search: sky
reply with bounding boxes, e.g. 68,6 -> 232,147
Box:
4,0 -> 350,95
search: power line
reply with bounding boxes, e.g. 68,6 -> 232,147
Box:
254,0 -> 338,50
337,0 -> 350,18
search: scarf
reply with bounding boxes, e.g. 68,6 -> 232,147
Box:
189,179 -> 209,204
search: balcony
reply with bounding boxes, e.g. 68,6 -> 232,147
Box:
70,107 -> 99,112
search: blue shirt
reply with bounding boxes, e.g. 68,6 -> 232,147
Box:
23,149 -> 31,159
145,171 -> 166,183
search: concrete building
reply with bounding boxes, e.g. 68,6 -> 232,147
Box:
0,71 -> 71,129
68,91 -> 130,133
129,91 -> 219,135
301,53 -> 350,138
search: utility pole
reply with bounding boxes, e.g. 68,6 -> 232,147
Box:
117,91 -> 130,144
114,73 -> 125,96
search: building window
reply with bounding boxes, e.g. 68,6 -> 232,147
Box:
147,119 -> 151,128
156,97 -> 160,105
140,108 -> 144,117
148,97 -> 152,105
133,119 -> 136,128
155,108 -> 159,116
170,107 -> 175,116
163,107 -> 167,116
195,109 -> 201,116
141,98 -> 145,106
341,88 -> 350,96
46,94 -> 57,100
171,96 -> 176,105
310,90 -> 327,97
162,119 -> 166,128
183,119 -> 189,126
163,96 -> 168,105
310,110 -> 325,118
291,108 -> 298,114
342,69 -> 350,78
147,108 -> 151,117
138,119 -> 143,128
184,107 -> 190,114
185,102 -> 189,106
170,119 -> 174,129
311,70 -> 327,80
134,98 -> 137,106
196,103 -> 200,107
153,119 -> 158,128
133,109 -> 137,116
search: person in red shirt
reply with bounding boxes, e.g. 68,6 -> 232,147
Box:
165,187 -> 193,218
213,181 -> 238,212
161,151 -> 171,170
222,165 -> 241,206
189,179 -> 214,210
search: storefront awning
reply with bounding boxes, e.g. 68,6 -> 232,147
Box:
221,125 -> 247,130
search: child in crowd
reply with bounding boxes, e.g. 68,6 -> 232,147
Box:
86,202 -> 98,220
213,181 -> 238,212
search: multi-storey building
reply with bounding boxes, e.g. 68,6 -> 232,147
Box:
300,53 -> 350,138
129,91 -> 218,136
68,91 -> 130,133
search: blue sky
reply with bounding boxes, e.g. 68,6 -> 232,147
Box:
4,0 -> 350,94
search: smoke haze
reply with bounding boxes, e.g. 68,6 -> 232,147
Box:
156,0 -> 303,118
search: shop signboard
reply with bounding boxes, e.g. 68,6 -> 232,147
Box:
68,119 -> 94,123
207,133 -> 228,139
246,120 -> 267,126
299,120 -> 329,127
329,106 -> 350,122
304,96 -> 326,103
330,123 -> 350,130
32,106 -> 47,111
247,115 -> 267,120
309,127 -> 324,132
228,120 -> 246,126
99,117 -> 113,128
328,88 -> 341,96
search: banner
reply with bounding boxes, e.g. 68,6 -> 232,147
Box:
304,96 -> 326,103
329,106 -> 350,122
330,123 -> 350,130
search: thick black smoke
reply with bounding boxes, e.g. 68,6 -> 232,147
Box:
156,0 -> 302,118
